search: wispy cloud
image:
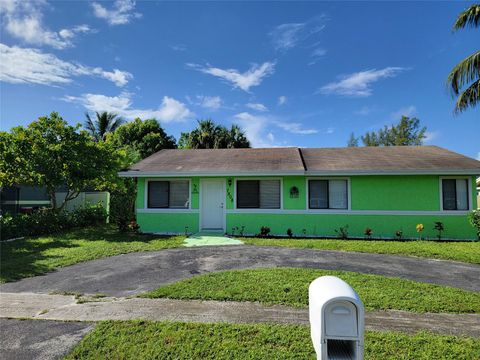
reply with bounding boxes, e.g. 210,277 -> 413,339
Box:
354,106 -> 376,116
270,15 -> 327,52
92,0 -> 142,26
319,67 -> 406,97
423,131 -> 439,144
391,105 -> 417,119
0,1 -> 93,49
278,96 -> 287,106
63,92 -> 192,122
308,47 -> 327,65
188,62 -> 275,92
170,44 -> 187,52
0,43 -> 132,87
189,95 -> 222,110
246,103 -> 268,112
233,111 -> 318,147
477,152 -> 480,161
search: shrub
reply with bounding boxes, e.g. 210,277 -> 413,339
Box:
0,204 -> 107,241
286,228 -> 293,238
335,225 -> 349,240
394,230 -> 403,240
109,181 -> 136,232
468,210 -> 480,240
433,221 -> 444,241
259,226 -> 271,237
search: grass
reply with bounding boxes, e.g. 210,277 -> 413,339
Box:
142,268 -> 480,313
0,226 -> 185,283
241,237 -> 480,264
66,320 -> 480,360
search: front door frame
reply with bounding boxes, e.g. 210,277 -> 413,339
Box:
199,178 -> 226,232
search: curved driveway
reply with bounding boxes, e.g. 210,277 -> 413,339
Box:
1,246 -> 479,296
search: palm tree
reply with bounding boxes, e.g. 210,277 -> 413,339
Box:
447,4 -> 480,113
180,119 -> 250,149
84,111 -> 124,141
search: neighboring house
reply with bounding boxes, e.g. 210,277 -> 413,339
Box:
0,185 -> 110,215
119,146 -> 480,240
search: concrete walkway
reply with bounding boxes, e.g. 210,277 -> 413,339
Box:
1,292 -> 479,337
184,232 -> 243,247
1,246 -> 478,297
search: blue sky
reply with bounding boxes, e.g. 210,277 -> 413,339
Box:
0,0 -> 478,159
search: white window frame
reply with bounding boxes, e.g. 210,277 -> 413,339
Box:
439,176 -> 472,212
234,177 -> 283,211
305,177 -> 351,212
143,178 -> 192,212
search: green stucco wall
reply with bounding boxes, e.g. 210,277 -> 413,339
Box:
134,175 -> 477,239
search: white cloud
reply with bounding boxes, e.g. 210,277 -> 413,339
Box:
170,44 -> 187,52
92,0 -> 142,26
233,111 -> 318,147
319,67 -> 406,97
188,62 -> 275,92
423,131 -> 439,144
391,105 -> 417,120
309,47 -> 327,65
0,43 -> 132,87
278,95 -> 287,106
194,95 -> 222,110
63,92 -> 192,122
246,103 -> 268,112
354,106 -> 375,116
270,15 -> 327,52
1,1 -> 93,49
477,152 -> 480,161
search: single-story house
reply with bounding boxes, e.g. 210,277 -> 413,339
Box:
119,146 -> 480,240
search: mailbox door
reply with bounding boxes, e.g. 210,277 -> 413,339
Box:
324,300 -> 358,337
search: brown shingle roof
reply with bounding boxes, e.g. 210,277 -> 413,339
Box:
121,146 -> 480,175
128,148 -> 305,174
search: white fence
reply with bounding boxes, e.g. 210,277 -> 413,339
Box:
56,191 -> 110,213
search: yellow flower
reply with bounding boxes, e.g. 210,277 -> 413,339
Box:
416,223 -> 424,232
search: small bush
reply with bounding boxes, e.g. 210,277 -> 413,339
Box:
0,204 -> 107,240
286,228 -> 293,238
433,221 -> 444,241
394,230 -> 403,240
334,225 -> 349,240
259,226 -> 271,237
364,227 -> 373,239
468,210 -> 480,240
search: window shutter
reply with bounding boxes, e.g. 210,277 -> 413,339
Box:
329,180 -> 348,209
148,181 -> 169,208
442,179 -> 456,210
237,180 -> 260,208
309,180 -> 328,209
456,179 -> 468,210
170,181 -> 189,208
260,180 -> 280,209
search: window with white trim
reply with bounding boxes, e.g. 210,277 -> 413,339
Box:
147,180 -> 189,209
309,179 -> 348,209
442,179 -> 469,210
236,180 -> 280,209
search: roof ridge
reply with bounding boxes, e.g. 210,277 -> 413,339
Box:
298,148 -> 307,171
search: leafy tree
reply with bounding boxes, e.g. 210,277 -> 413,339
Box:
84,111 -> 124,141
179,119 -> 250,149
347,132 -> 359,147
447,4 -> 480,113
107,118 -> 176,160
0,112 -> 123,211
361,116 -> 426,146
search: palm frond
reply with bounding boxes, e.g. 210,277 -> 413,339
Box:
447,50 -> 480,95
454,79 -> 480,113
84,112 -> 98,137
453,4 -> 480,31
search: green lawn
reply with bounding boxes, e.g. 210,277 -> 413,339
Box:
66,321 -> 480,360
0,226 -> 184,283
142,268 -> 480,314
241,237 -> 480,264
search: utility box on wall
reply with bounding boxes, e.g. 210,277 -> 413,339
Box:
309,276 -> 365,360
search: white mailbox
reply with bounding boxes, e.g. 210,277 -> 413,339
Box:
309,276 -> 364,360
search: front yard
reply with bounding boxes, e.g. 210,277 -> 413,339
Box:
0,226 -> 184,283
66,321 -> 480,360
242,237 -> 480,264
142,268 -> 480,314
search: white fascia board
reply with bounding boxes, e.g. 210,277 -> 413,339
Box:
118,170 -> 305,177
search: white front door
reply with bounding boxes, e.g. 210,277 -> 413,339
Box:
201,179 -> 225,230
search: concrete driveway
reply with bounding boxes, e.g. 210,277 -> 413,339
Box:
1,246 -> 479,297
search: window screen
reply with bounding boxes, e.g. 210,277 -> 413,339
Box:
148,181 -> 169,208
309,179 -> 348,210
169,181 -> 189,208
443,179 -> 468,211
237,180 -> 281,209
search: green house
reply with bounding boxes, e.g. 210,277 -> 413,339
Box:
119,146 -> 480,240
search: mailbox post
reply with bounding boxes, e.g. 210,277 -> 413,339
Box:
309,276 -> 364,360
